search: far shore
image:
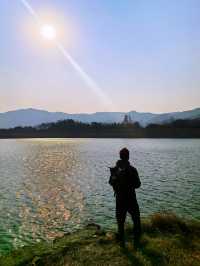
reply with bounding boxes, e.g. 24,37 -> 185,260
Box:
0,136 -> 200,139
0,118 -> 200,139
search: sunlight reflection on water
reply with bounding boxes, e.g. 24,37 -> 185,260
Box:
0,138 -> 199,253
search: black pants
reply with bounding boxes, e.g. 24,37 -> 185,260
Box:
116,195 -> 141,239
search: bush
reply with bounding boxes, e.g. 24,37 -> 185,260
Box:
150,212 -> 190,234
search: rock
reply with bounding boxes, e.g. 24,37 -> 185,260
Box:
86,223 -> 101,230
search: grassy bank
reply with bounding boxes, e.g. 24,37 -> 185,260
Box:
0,213 -> 199,266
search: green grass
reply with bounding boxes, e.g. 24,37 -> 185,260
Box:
0,213 -> 199,266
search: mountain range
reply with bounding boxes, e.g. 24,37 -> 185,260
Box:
0,108 -> 200,129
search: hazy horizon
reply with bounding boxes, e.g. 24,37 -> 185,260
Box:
1,0 -> 200,113
1,106 -> 200,115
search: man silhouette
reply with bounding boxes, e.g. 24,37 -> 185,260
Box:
109,148 -> 141,245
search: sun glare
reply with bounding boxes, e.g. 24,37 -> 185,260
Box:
40,24 -> 57,40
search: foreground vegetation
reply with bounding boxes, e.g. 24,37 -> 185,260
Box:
0,213 -> 200,266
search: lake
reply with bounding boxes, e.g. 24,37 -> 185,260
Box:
0,138 -> 199,253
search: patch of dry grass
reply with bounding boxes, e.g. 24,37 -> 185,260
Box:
0,213 -> 199,266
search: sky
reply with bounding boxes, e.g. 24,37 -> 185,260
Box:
0,0 -> 200,114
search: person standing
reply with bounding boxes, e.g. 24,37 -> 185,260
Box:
109,148 -> 141,245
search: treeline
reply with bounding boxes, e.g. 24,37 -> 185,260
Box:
0,118 -> 200,138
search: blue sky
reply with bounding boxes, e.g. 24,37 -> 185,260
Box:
0,0 -> 199,113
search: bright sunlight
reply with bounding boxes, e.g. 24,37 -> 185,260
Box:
40,24 -> 57,40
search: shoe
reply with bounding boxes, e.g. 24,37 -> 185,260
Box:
115,233 -> 125,247
134,235 -> 141,249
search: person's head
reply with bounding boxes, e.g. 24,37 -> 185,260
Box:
119,147 -> 129,161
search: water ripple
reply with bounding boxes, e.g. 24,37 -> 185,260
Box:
0,138 -> 199,253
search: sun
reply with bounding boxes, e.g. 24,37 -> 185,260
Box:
40,24 -> 57,40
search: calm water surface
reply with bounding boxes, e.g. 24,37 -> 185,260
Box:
0,138 -> 199,253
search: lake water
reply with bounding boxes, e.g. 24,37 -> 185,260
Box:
0,138 -> 199,253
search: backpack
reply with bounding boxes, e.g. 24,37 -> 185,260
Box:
109,166 -> 131,194
109,165 -> 141,194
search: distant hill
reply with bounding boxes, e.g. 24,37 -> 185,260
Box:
0,107 -> 200,129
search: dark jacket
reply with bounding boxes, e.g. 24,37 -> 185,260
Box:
109,159 -> 141,198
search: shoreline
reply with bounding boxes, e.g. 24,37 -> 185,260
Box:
1,213 -> 199,266
1,136 -> 200,139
